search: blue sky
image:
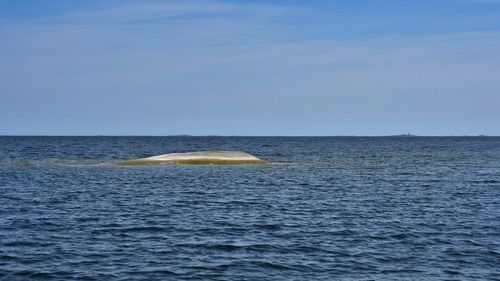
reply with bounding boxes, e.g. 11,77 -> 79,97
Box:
1,0 -> 499,136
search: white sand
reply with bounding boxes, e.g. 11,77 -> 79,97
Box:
120,151 -> 265,165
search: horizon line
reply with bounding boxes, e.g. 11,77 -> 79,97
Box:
0,134 -> 498,138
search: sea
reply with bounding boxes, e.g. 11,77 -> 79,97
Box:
1,136 -> 499,280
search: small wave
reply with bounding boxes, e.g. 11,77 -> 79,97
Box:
443,269 -> 462,276
2,240 -> 52,247
122,269 -> 181,276
251,223 -> 282,230
254,261 -> 295,270
0,254 -> 19,262
2,270 -> 75,280
175,242 -> 292,254
122,226 -> 168,233
90,225 -> 170,235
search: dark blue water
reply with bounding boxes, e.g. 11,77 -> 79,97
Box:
1,136 -> 499,280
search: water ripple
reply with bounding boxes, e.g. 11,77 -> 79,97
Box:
1,136 -> 499,280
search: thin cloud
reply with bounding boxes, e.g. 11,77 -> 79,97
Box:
1,0 -> 499,135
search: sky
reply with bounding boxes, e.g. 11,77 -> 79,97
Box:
1,0 -> 500,136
